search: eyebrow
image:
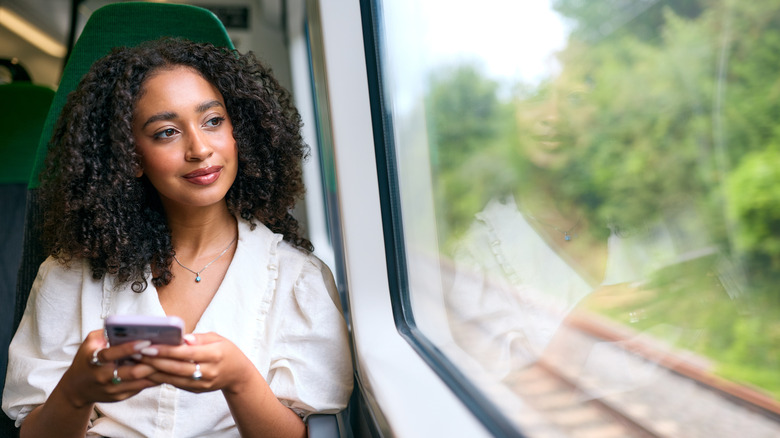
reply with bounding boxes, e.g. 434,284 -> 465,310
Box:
195,100 -> 224,114
142,111 -> 177,129
141,100 -> 225,129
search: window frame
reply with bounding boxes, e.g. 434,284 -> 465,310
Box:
307,0 -> 500,434
359,1 -> 526,436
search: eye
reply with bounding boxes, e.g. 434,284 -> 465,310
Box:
154,128 -> 178,139
205,117 -> 225,128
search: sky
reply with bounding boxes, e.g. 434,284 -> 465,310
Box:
419,0 -> 569,84
381,0 -> 570,110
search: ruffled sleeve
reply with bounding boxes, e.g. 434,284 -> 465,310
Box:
1,257 -> 94,427
265,250 -> 353,419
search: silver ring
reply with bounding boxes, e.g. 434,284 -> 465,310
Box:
111,367 -> 122,385
191,363 -> 202,381
89,348 -> 105,367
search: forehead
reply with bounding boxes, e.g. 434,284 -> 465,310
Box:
135,66 -> 224,112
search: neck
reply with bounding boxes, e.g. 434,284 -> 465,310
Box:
515,189 -> 580,227
165,202 -> 237,257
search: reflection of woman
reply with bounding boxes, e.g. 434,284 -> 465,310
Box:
444,79 -> 681,381
447,195 -> 599,376
2,39 -> 352,437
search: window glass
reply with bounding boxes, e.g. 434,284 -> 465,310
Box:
375,0 -> 780,436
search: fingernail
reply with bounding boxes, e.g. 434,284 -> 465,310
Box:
134,340 -> 152,351
131,353 -> 143,361
184,334 -> 196,344
141,347 -> 158,356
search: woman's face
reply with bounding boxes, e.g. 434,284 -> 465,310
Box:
132,65 -> 238,212
516,77 -> 593,170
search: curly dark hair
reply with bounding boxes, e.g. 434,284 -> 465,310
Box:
40,38 -> 312,292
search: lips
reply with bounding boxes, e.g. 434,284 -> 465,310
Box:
182,166 -> 223,185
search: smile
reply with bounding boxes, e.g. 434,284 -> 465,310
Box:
182,166 -> 223,185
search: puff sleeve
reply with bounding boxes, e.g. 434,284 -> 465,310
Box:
264,251 -> 353,419
2,257 -> 99,426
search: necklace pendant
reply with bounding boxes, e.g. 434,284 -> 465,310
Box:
564,233 -> 571,241
172,235 -> 237,285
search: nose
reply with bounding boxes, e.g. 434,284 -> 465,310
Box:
185,129 -> 214,161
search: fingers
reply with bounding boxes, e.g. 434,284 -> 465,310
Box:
140,345 -> 214,364
81,329 -> 108,359
99,340 -> 153,363
53,328 -> 176,409
95,364 -> 159,399
143,360 -> 213,393
60,359 -> 159,407
83,326 -> 153,367
88,359 -> 155,386
183,332 -> 222,346
89,347 -> 107,367
84,340 -> 157,390
139,344 -> 216,380
136,333 -> 231,392
145,358 -> 205,380
132,332 -> 254,394
139,332 -> 223,362
115,364 -> 158,384
71,330 -> 162,403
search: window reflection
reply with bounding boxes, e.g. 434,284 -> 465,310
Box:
378,0 -> 780,436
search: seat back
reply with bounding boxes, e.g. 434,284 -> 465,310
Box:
28,1 -> 235,191
0,82 -> 54,437
0,83 -> 55,185
5,3 -> 232,436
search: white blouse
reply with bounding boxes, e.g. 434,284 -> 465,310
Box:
2,219 -> 353,437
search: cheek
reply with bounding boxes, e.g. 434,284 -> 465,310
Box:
222,135 -> 239,163
226,144 -> 239,180
139,152 -> 177,181
229,142 -> 239,161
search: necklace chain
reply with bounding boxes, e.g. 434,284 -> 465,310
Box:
173,235 -> 238,283
527,215 -> 581,242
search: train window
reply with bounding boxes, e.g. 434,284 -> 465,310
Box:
365,0 -> 780,436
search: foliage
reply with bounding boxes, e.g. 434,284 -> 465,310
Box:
552,0 -> 705,42
536,0 -> 778,289
728,148 -> 780,268
583,256 -> 780,398
424,0 -> 780,396
424,0 -> 780,282
425,64 -> 527,248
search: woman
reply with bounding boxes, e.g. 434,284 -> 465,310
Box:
2,38 -> 353,437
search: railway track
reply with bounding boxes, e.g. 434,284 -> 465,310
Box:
499,311 -> 780,438
504,362 -> 659,438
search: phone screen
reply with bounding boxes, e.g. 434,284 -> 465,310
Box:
105,315 -> 184,346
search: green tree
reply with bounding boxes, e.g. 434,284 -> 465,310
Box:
425,64 -> 524,250
728,148 -> 780,270
540,1 -> 780,283
542,0 -> 780,394
553,0 -> 705,42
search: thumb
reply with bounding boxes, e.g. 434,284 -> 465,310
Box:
183,332 -> 223,345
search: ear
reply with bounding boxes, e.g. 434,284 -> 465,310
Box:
134,155 -> 144,178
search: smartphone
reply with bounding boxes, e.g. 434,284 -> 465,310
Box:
105,314 -> 185,346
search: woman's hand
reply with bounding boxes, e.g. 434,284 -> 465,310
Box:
137,333 -> 306,437
18,330 -> 159,438
137,332 -> 255,394
59,329 -> 160,409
